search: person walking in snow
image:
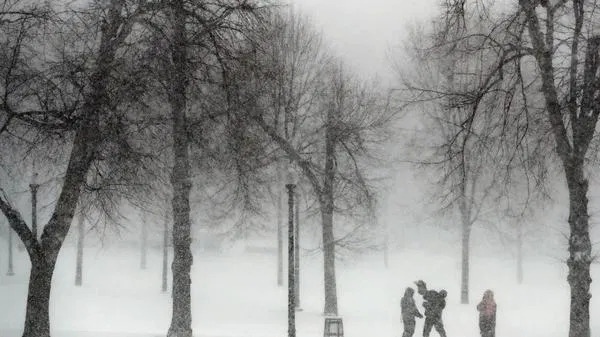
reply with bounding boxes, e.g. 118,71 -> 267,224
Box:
415,280 -> 447,337
401,287 -> 423,337
476,290 -> 496,337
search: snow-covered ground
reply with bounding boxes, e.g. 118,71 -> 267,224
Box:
0,241 -> 595,337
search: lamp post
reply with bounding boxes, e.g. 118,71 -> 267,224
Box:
383,221 -> 389,269
517,222 -> 523,284
294,188 -> 301,311
277,163 -> 284,287
286,169 -> 296,337
7,227 -> 14,276
30,172 -> 39,240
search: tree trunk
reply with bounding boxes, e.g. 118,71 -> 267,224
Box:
517,223 -> 523,284
460,219 -> 470,304
141,217 -> 148,270
167,0 -> 192,335
286,184 -> 296,337
22,256 -> 54,337
75,214 -> 84,286
321,105 -> 338,316
277,163 -> 283,287
321,201 -> 337,316
458,175 -> 472,305
565,161 -> 592,337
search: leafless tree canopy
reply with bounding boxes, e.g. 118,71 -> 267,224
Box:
402,0 -> 600,335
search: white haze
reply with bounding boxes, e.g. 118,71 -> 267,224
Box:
3,0 -> 600,336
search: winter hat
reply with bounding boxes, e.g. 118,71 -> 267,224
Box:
415,280 -> 426,288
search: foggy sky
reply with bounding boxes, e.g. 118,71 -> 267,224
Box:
293,0 -> 438,82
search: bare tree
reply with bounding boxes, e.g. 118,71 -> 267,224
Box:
407,80 -> 500,304
139,2 -> 269,336
402,0 -> 600,335
166,2 -> 192,335
0,1 -> 159,335
252,10 -> 329,287
242,40 -> 391,314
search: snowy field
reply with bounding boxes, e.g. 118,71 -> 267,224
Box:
0,241 -> 597,337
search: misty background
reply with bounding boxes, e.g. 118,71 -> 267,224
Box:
1,0 -> 600,337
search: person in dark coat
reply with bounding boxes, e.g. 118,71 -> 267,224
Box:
476,290 -> 496,337
415,280 -> 447,337
401,287 -> 423,337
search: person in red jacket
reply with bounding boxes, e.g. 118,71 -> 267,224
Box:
476,290 -> 496,337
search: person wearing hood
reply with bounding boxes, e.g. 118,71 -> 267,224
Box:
401,287 -> 423,337
476,290 -> 496,337
414,280 -> 447,337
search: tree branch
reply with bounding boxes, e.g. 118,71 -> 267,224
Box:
0,188 -> 41,258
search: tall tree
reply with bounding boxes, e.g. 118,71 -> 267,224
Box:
403,14 -> 506,304
246,10 -> 339,312
261,10 -> 328,287
246,50 -> 389,314
0,1 -> 156,335
166,1 -> 192,336
403,0 -> 600,335
138,2 -> 268,335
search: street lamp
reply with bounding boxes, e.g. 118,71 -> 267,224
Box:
30,171 -> 39,240
7,226 -> 14,276
294,188 -> 301,311
286,168 -> 297,337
